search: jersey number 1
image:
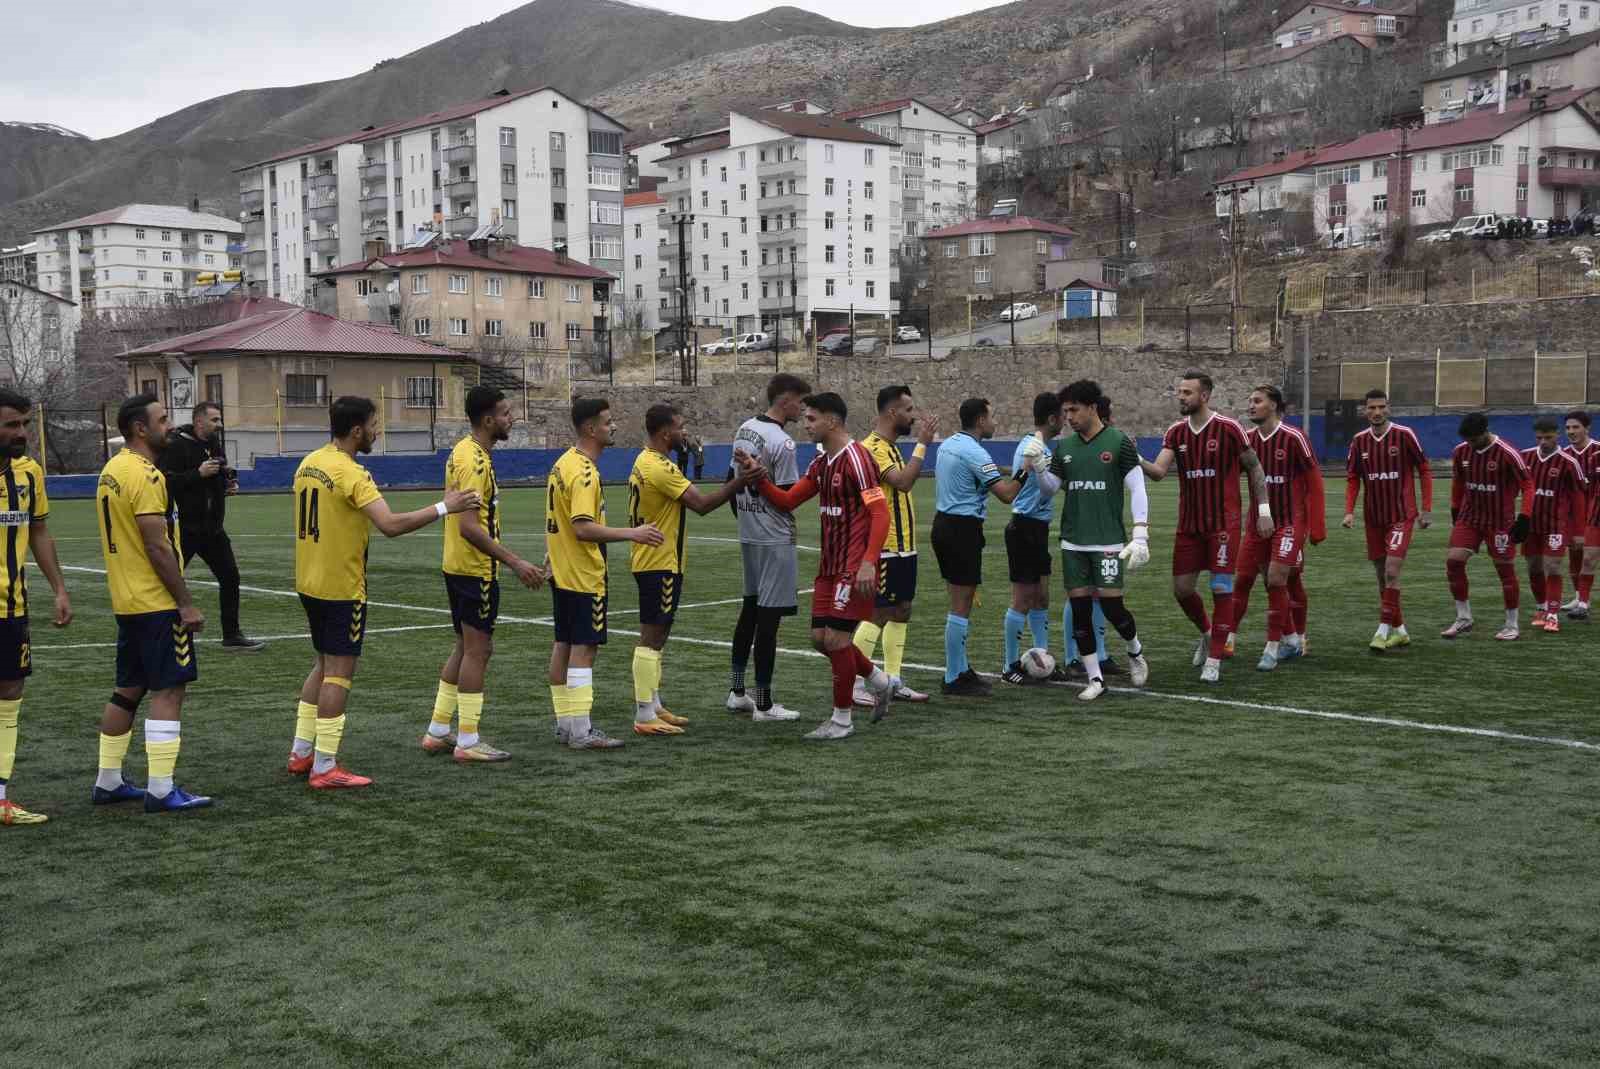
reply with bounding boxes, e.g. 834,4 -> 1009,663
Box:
298,487 -> 320,542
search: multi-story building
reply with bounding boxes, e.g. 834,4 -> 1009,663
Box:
235,86 -> 627,306
0,280 -> 80,387
654,110 -> 899,338
314,234 -> 612,368
833,98 -> 982,242
0,242 -> 38,288
1424,28 -> 1600,120
1271,0 -> 1415,49
32,204 -> 242,313
921,216 -> 1077,298
1447,0 -> 1599,63
623,189 -> 667,334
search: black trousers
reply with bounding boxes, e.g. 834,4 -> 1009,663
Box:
182,530 -> 242,638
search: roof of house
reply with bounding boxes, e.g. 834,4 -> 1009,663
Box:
124,306 -> 463,359
314,240 -> 614,280
623,190 -> 665,209
738,110 -> 899,145
0,279 -> 76,306
1274,0 -> 1415,29
1214,87 -> 1598,184
655,130 -> 732,161
34,203 -> 242,235
1061,276 -> 1116,292
1427,28 -> 1600,82
1056,124 -> 1121,148
922,215 -> 1077,239
974,114 -> 1029,136
832,98 -> 915,121
1240,32 -> 1373,71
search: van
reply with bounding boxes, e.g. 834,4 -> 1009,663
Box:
735,331 -> 771,352
1450,213 -> 1500,239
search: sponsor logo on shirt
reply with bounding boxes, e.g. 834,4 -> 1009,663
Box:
1183,468 -> 1218,479
1366,471 -> 1399,481
0,510 -> 27,526
1067,480 -> 1107,491
1467,481 -> 1498,493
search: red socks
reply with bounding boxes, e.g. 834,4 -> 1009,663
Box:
1494,561 -> 1520,610
1287,571 -> 1308,633
1446,558 -> 1469,602
1545,574 -> 1563,613
1265,585 -> 1288,642
1570,545 -> 1585,584
827,647 -> 857,709
1231,575 -> 1256,631
1208,593 -> 1234,658
1529,572 -> 1546,607
1380,586 -> 1401,626
1580,574 -> 1595,601
1177,592 -> 1210,634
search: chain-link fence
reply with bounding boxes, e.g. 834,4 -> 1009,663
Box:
1282,259 -> 1600,313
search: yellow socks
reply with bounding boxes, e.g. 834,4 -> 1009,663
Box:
431,680 -> 458,729
313,714 -> 346,774
0,698 -> 18,783
99,729 -> 132,776
293,700 -> 318,755
632,647 -> 661,704
456,692 -> 483,748
564,667 -> 594,737
853,621 -> 882,661
144,719 -> 181,799
882,621 -> 908,680
550,685 -> 572,719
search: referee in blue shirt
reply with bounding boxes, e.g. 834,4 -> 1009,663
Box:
932,398 -> 1026,696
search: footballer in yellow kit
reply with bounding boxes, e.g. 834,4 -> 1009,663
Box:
0,389 -> 72,826
424,386 -> 544,764
288,396 -> 479,789
94,394 -> 212,813
626,403 -> 750,735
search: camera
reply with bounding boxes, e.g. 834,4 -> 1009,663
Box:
222,466 -> 238,481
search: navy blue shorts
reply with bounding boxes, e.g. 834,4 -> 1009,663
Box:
634,571 -> 683,626
445,574 -> 499,635
0,616 -> 31,681
115,610 -> 198,691
299,595 -> 367,657
551,584 -> 606,646
876,555 -> 918,607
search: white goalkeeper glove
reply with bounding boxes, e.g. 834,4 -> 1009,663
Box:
1021,434 -> 1051,475
1118,523 -> 1150,571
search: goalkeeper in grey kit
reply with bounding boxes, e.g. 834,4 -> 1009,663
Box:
1021,379 -> 1151,702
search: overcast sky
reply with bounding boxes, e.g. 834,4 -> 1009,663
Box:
4,0 -> 1003,140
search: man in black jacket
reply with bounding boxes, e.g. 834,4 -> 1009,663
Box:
159,402 -> 263,651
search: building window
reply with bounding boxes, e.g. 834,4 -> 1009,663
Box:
498,126 -> 515,147
1373,194 -> 1388,212
588,130 -> 622,156
1035,238 -> 1047,254
825,178 -> 835,196
1330,203 -> 1347,218
136,269 -> 147,281
529,321 -> 546,342
969,234 -> 994,256
824,144 -> 834,163
356,278 -> 373,297
1315,164 -> 1361,187
1411,188 -> 1427,207
865,280 -> 876,298
484,275 -> 503,296
405,376 -> 443,408
551,132 -> 566,152
588,165 -> 621,188
1373,159 -> 1389,178
824,211 -> 835,230
203,233 -> 215,246
411,274 -> 429,294
285,374 -> 328,407
825,245 -> 835,263
449,273 -> 468,293
501,199 -> 517,220
413,317 -> 432,335
449,317 -> 469,336
700,191 -> 709,209
566,323 -> 582,342
564,282 -> 581,302
739,184 -> 747,202
161,231 -> 172,241
1439,144 -> 1503,169
825,278 -> 836,296
135,228 -> 146,240
589,201 -> 622,225
1517,181 -> 1529,200
485,319 -> 503,337
720,200 -> 728,216
974,266 -> 991,285
721,265 -> 729,281
163,271 -> 174,283
162,250 -> 173,263
945,240 -> 959,258
552,168 -> 565,188
864,214 -> 874,233
1455,185 -> 1474,202
529,278 -> 545,298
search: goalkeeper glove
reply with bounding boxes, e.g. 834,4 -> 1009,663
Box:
1020,434 -> 1051,474
1118,523 -> 1151,570
1510,514 -> 1531,543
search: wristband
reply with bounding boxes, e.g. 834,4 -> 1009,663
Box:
435,501 -> 448,518
1257,504 -> 1272,519
912,443 -> 927,460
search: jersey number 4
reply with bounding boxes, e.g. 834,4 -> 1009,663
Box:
297,487 -> 321,542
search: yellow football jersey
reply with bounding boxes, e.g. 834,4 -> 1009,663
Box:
545,447 -> 607,595
293,443 -> 383,601
97,448 -> 181,615
628,448 -> 691,574
442,437 -> 500,580
1,455 -> 48,618
862,432 -> 916,555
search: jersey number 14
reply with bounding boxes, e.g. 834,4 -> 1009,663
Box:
297,487 -> 321,542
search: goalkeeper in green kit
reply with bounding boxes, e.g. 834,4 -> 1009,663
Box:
1020,379 -> 1151,701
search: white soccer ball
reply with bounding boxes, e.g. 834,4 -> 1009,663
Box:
1021,647 -> 1055,679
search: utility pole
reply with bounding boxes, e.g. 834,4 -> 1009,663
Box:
672,212 -> 694,385
790,255 -> 798,359
1228,183 -> 1248,351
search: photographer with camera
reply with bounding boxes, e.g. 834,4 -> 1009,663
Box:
160,401 -> 264,651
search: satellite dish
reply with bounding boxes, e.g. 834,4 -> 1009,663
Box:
1128,241 -> 1138,250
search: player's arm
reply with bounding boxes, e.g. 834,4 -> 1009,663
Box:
1449,455 -> 1464,523
1118,454 -> 1152,569
1341,442 -> 1360,527
1305,465 -> 1328,543
571,517 -> 663,546
754,473 -> 818,511
136,513 -> 200,630
363,487 -> 478,538
1140,446 -> 1175,481
1020,433 -> 1060,497
853,487 -> 892,597
27,516 -> 71,626
681,463 -> 753,515
456,507 -> 542,588
1240,447 -> 1273,538
881,416 -> 939,492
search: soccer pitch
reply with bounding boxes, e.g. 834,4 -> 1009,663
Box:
7,477 -> 1600,1067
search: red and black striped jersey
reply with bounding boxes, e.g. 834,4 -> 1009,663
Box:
1521,446 -> 1588,533
1246,423 -> 1318,529
1450,436 -> 1531,529
1163,413 -> 1248,535
1346,424 -> 1428,527
804,440 -> 879,577
1565,440 -> 1600,524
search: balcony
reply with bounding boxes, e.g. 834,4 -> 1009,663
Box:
244,250 -> 267,272
240,188 -> 264,214
362,216 -> 389,237
757,259 -> 797,279
758,190 -> 804,213
1537,165 -> 1600,189
758,152 -> 804,181
359,187 -> 388,209
442,143 -> 476,164
307,235 -> 340,257
306,172 -> 338,192
79,269 -> 97,286
443,175 -> 477,197
445,213 -> 479,237
496,217 -> 519,239
358,159 -> 387,180
307,197 -> 338,222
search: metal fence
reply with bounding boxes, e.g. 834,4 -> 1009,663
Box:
1055,301 -> 1276,352
1319,350 -> 1597,411
1283,260 -> 1600,313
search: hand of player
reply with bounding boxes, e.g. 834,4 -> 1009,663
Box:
854,559 -> 877,598
52,591 -> 72,628
734,452 -> 766,482
631,524 -> 665,547
179,604 -> 205,633
1021,434 -> 1051,475
916,413 -> 939,445
1418,511 -> 1433,530
443,489 -> 481,513
1118,525 -> 1150,571
198,458 -> 222,478
1255,511 -> 1275,539
1341,512 -> 1355,529
1510,514 -> 1531,544
225,480 -> 239,496
510,557 -> 544,590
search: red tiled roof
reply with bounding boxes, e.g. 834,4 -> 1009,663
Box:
738,110 -> 899,145
923,215 -> 1077,239
833,98 -> 914,121
123,307 -> 463,359
623,190 -> 665,208
314,240 -> 614,280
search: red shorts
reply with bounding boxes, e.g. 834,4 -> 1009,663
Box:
1364,519 -> 1415,561
1172,526 -> 1240,576
1449,521 -> 1515,562
1522,530 -> 1566,558
1587,524 -> 1600,546
1241,526 -> 1306,579
811,574 -> 872,629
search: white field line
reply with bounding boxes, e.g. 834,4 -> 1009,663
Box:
40,568 -> 1600,755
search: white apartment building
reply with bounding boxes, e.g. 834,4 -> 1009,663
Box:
831,98 -> 982,243
235,87 -> 628,305
623,189 -> 667,333
654,110 -> 900,338
33,204 -> 242,312
0,242 -> 38,288
1448,0 -> 1598,61
0,280 -> 80,387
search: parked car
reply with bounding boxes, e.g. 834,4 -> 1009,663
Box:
1450,213 -> 1500,239
735,331 -> 772,352
818,333 -> 854,355
998,302 -> 1038,321
700,336 -> 737,354
973,337 -> 997,347
852,337 -> 887,355
1417,227 -> 1455,245
894,325 -> 923,342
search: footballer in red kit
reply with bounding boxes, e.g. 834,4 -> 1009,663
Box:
1562,410 -> 1599,617
1140,370 -> 1272,684
1233,385 -> 1325,671
744,391 -> 895,739
1341,388 -> 1433,651
1520,417 -> 1588,632
1442,412 -> 1534,641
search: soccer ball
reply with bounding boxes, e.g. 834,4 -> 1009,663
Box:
1021,648 -> 1055,679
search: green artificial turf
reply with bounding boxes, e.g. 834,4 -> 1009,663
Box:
3,477 -> 1598,1067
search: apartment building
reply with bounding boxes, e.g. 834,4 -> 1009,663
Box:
235,86 -> 627,306
0,280 -> 80,387
1449,0 -> 1599,61
1424,28 -> 1600,120
833,98 -> 981,242
654,110 -> 900,337
921,216 -> 1077,297
315,235 -> 612,363
1272,0 -> 1415,49
623,189 -> 667,333
0,242 -> 38,288
33,204 -> 242,313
